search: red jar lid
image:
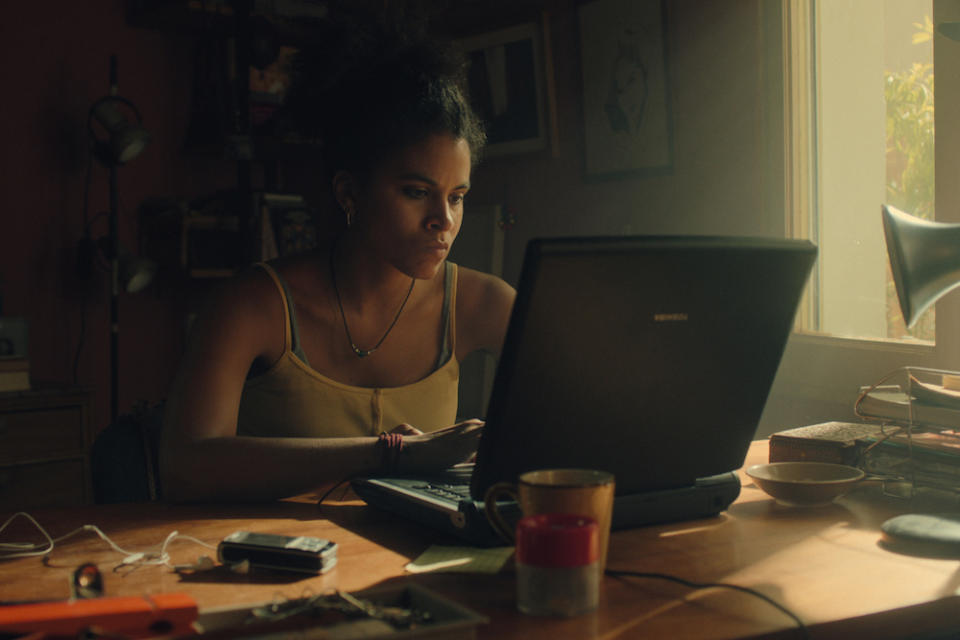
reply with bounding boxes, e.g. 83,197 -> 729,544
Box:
515,513 -> 599,568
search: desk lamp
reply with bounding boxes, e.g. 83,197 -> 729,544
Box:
875,18 -> 960,555
87,54 -> 153,423
881,203 -> 960,553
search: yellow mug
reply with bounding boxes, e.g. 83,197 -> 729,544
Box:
484,469 -> 615,569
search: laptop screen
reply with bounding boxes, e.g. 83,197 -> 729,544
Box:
470,235 -> 817,499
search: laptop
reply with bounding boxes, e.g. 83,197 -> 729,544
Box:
351,235 -> 817,545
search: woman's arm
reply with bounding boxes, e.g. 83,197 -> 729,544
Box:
159,269 -> 331,502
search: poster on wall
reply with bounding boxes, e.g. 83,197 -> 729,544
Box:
579,0 -> 674,178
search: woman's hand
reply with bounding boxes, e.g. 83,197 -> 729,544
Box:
395,419 -> 484,473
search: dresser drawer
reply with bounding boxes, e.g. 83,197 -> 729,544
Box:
0,407 -> 85,462
0,459 -> 87,510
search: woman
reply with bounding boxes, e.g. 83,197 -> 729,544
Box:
159,18 -> 515,502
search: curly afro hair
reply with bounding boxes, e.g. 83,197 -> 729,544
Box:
284,11 -> 486,177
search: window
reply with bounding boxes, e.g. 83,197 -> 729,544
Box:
759,0 -> 960,435
788,0 -> 934,343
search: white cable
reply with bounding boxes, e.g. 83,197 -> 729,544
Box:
0,512 -> 55,558
0,511 -> 217,568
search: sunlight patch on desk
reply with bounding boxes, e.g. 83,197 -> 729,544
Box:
718,521 -> 954,620
595,594 -> 706,640
658,520 -> 728,538
404,545 -> 513,574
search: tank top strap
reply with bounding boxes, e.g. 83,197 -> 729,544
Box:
254,262 -> 310,364
436,261 -> 457,368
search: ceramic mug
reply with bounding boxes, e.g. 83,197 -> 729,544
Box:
484,469 -> 615,569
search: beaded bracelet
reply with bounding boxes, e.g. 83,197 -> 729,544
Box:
378,432 -> 404,473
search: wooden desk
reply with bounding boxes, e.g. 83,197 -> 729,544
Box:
2,441 -> 960,639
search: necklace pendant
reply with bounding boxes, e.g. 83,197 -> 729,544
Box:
352,345 -> 374,358
331,246 -> 415,360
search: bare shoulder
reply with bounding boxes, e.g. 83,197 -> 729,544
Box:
204,265 -> 278,322
188,264 -> 286,365
456,265 -> 515,312
455,264 -> 516,358
264,250 -> 330,299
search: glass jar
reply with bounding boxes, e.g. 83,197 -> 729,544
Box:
515,513 -> 600,617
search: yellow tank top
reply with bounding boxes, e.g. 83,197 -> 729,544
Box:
236,262 -> 459,437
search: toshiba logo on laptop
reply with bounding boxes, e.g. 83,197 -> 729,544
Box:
654,313 -> 688,322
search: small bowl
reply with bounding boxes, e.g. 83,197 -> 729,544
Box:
745,462 -> 865,507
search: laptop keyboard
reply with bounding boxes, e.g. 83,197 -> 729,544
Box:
410,481 -> 472,502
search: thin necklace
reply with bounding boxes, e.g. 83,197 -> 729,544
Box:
329,250 -> 415,358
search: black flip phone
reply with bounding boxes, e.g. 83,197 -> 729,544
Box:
217,531 -> 338,574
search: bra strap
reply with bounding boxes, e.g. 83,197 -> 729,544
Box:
436,261 -> 457,368
254,262 -> 310,364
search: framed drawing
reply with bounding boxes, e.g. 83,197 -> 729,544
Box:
459,23 -> 548,157
579,0 -> 674,178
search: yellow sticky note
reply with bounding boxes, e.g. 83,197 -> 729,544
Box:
404,545 -> 514,574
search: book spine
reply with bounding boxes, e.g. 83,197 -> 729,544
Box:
768,439 -> 860,466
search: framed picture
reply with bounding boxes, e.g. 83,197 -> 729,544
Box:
259,193 -> 318,260
579,0 -> 674,178
459,23 -> 549,157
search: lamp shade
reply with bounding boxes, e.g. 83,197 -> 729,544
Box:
882,204 -> 960,328
90,98 -> 150,166
119,254 -> 157,293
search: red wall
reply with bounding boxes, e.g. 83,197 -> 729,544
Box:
1,2 -> 235,433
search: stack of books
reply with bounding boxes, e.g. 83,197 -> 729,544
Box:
861,431 -> 960,491
766,371 -> 960,492
768,421 -> 960,492
0,356 -> 30,392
